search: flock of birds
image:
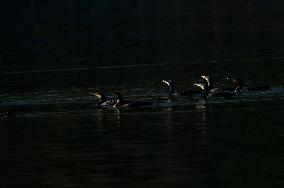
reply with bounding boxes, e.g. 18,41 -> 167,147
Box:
0,74 -> 275,118
93,75 -> 272,109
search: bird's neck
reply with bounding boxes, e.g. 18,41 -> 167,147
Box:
115,95 -> 124,107
169,86 -> 175,95
100,95 -> 107,102
234,79 -> 243,92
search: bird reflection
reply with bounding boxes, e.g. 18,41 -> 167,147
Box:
95,109 -> 108,131
164,106 -> 174,127
96,109 -> 104,123
196,99 -> 210,134
115,108 -> 124,127
196,99 -> 211,111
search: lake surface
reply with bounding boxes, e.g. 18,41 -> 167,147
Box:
1,2 -> 284,187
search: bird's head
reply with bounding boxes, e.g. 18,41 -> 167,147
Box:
162,79 -> 176,96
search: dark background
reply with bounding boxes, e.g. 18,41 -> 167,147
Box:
1,0 -> 284,72
1,2 -> 284,188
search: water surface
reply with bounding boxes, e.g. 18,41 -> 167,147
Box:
1,2 -> 284,187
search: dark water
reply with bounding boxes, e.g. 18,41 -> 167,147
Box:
1,90 -> 284,188
1,2 -> 284,188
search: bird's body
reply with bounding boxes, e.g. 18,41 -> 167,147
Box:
194,83 -> 235,98
226,76 -> 271,92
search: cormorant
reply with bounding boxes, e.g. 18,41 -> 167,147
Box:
91,92 -> 116,108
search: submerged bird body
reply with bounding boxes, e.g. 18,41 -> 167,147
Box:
179,89 -> 204,96
194,83 -> 235,98
226,76 -> 271,92
208,90 -> 236,98
113,92 -> 153,108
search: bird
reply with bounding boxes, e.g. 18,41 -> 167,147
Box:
162,79 -> 203,99
90,92 -> 116,108
195,75 -> 236,98
226,75 -> 271,92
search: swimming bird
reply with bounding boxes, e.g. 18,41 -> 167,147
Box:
195,75 -> 236,98
91,92 -> 116,108
113,91 -> 153,108
162,79 -> 203,98
195,75 -> 231,92
226,75 -> 271,92
201,75 -> 243,93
